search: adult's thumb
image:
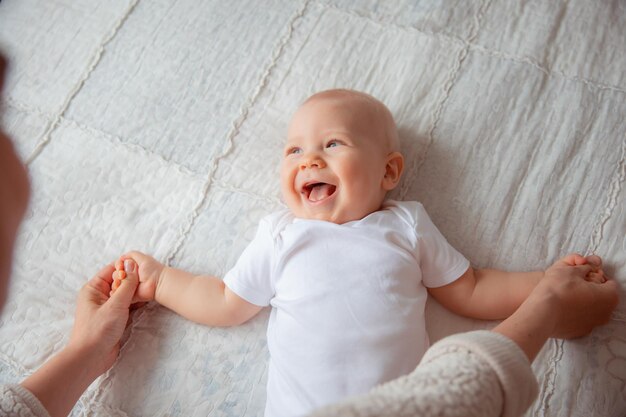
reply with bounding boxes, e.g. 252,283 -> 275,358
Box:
109,259 -> 139,308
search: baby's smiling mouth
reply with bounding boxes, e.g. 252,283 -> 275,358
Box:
302,182 -> 337,202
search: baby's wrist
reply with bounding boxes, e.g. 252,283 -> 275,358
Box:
154,264 -> 168,303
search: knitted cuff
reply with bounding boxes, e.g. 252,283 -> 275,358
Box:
8,384 -> 51,417
422,330 -> 539,417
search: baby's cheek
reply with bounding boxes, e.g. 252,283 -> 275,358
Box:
279,170 -> 299,205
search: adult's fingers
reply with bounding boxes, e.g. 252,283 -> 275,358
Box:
559,253 -> 587,266
598,279 -> 620,306
108,259 -> 139,308
585,254 -> 602,268
585,271 -> 607,284
94,263 -> 116,284
86,263 -> 116,296
570,263 -> 595,277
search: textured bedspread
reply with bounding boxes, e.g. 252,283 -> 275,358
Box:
1,1 -> 625,416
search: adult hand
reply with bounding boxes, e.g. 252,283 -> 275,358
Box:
68,260 -> 140,375
536,254 -> 618,339
21,261 -> 139,417
494,254 -> 619,362
118,250 -> 165,303
559,253 -> 608,283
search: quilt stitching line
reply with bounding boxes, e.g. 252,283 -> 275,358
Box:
164,0 -> 312,267
64,116 -> 200,179
5,98 -> 286,209
589,134 -> 626,351
81,399 -> 132,417
95,2 -> 312,405
5,97 -> 205,179
314,0 -> 626,95
315,0 -> 473,46
266,1 -> 326,105
23,0 -> 141,167
588,136 -> 626,255
399,0 -> 493,200
0,352 -> 29,380
212,179 -> 285,208
536,338 -> 565,417
3,97 -> 50,122
467,44 -> 626,95
537,133 -> 626,417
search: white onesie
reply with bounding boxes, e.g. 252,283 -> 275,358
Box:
223,200 -> 470,417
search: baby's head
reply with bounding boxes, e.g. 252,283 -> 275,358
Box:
280,89 -> 404,224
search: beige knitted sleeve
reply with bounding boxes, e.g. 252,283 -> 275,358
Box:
0,384 -> 50,417
309,330 -> 538,417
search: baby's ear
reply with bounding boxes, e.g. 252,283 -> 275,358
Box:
382,152 -> 404,191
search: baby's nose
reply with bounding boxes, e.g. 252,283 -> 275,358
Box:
300,157 -> 326,170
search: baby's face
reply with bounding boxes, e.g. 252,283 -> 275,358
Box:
280,95 -> 392,224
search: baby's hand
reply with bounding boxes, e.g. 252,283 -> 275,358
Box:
583,255 -> 609,283
112,251 -> 165,303
111,259 -> 128,292
560,253 -> 608,283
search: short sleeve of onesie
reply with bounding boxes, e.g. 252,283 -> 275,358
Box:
222,216 -> 276,307
410,202 -> 470,288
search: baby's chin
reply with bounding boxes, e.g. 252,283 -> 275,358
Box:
283,191 -> 385,224
291,206 -> 379,225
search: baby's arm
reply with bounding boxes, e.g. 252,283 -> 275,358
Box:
156,265 -> 262,326
427,253 -> 605,320
121,251 -> 262,327
428,267 -> 543,320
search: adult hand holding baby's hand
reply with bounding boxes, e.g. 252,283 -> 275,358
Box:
21,262 -> 140,417
67,260 -> 139,376
117,251 -> 165,303
559,253 -> 608,283
495,253 -> 619,362
535,253 -> 619,340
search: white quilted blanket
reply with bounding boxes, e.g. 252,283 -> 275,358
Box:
1,1 -> 625,416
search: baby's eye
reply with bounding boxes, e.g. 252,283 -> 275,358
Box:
326,139 -> 341,148
286,147 -> 302,155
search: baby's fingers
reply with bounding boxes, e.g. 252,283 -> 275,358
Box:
109,259 -> 139,308
110,261 -> 127,295
131,279 -> 157,303
585,271 -> 607,284
585,255 -> 603,268
115,258 -> 124,271
560,253 -> 587,267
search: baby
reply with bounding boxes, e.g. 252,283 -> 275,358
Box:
115,90 -> 601,417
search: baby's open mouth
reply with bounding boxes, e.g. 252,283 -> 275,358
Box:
302,182 -> 337,202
